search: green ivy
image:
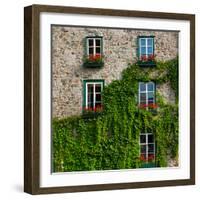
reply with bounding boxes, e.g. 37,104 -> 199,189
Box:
53,58 -> 179,172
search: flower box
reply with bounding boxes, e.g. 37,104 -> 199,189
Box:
82,106 -> 103,119
140,162 -> 156,168
83,54 -> 104,68
137,54 -> 156,67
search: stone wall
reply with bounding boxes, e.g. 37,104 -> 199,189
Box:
52,26 -> 178,118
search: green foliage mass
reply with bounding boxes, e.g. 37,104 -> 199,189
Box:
53,58 -> 179,172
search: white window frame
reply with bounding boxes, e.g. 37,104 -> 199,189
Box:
85,81 -> 104,109
139,37 -> 154,58
86,37 -> 102,56
140,133 -> 155,163
138,82 -> 155,109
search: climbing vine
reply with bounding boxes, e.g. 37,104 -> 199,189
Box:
53,58 -> 179,172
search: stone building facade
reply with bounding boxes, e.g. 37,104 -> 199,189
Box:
52,26 -> 178,118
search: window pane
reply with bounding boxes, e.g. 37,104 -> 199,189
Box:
96,47 -> 101,54
95,103 -> 102,110
147,83 -> 154,91
89,48 -> 94,54
96,93 -> 101,102
87,102 -> 93,110
140,145 -> 146,154
140,83 -> 146,92
147,47 -> 153,55
140,38 -> 146,46
96,39 -> 101,46
87,84 -> 93,93
147,38 -> 153,46
88,39 -> 93,46
95,84 -> 102,92
148,144 -> 154,153
141,47 -> 146,55
148,134 -> 154,143
148,92 -> 154,103
140,135 -> 146,143
88,93 -> 93,104
140,93 -> 146,103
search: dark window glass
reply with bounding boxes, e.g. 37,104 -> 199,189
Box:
148,134 -> 154,143
88,39 -> 93,46
140,135 -> 146,143
96,39 -> 101,46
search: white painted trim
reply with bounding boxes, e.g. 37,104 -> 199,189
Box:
86,37 -> 102,56
85,81 -> 104,109
140,133 -> 155,163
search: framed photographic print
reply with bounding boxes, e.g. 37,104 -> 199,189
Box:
24,4 -> 195,194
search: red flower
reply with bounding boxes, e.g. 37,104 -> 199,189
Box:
140,54 -> 155,62
148,54 -> 155,61
83,105 -> 103,112
139,103 -> 158,109
140,155 -> 146,162
140,55 -> 147,61
88,54 -> 102,61
148,154 -> 155,162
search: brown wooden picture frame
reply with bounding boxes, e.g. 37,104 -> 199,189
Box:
24,4 -> 195,195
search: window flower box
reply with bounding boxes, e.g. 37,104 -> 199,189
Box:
83,54 -> 104,68
82,106 -> 103,119
137,54 -> 156,67
140,154 -> 156,168
139,103 -> 158,115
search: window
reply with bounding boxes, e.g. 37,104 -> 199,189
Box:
138,36 -> 154,59
86,37 -> 102,57
140,133 -> 155,163
83,37 -> 104,68
83,80 -> 104,111
139,82 -> 155,109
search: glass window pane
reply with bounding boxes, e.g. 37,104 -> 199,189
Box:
89,48 -> 94,54
88,93 -> 93,104
96,39 -> 101,46
147,83 -> 154,91
140,38 -> 146,46
96,47 -> 101,54
87,102 -> 93,110
140,83 -> 146,92
96,93 -> 101,102
140,93 -> 146,102
148,144 -> 154,153
140,145 -> 146,154
147,38 -> 153,46
88,39 -> 93,46
148,92 -> 154,103
87,84 -> 93,93
147,47 -> 153,55
141,47 -> 146,55
148,134 -> 154,143
95,103 -> 102,110
140,135 -> 146,143
95,84 -> 102,92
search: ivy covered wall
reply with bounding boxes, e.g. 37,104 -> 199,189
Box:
52,58 -> 178,172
